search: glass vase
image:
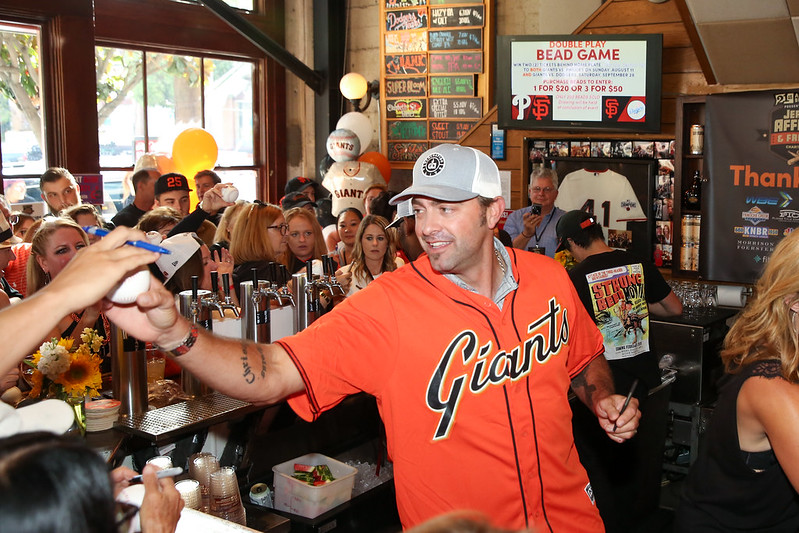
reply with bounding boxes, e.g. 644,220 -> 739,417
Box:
66,395 -> 86,435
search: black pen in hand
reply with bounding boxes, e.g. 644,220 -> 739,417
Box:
612,378 -> 639,432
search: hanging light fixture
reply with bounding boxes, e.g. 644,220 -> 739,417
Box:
339,72 -> 380,112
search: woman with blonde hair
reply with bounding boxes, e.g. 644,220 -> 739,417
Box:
230,201 -> 287,294
336,214 -> 402,297
26,218 -> 111,370
676,228 -> 799,531
284,207 -> 327,274
211,200 -> 249,253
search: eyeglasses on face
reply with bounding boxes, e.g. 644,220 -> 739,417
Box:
268,223 -> 289,235
531,186 -> 555,194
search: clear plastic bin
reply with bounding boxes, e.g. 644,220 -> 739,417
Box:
272,453 -> 357,518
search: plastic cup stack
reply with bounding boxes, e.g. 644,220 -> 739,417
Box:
146,455 -> 173,470
84,399 -> 121,432
189,452 -> 220,513
209,466 -> 247,525
175,479 -> 203,510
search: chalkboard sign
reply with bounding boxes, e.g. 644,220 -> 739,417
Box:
386,98 -> 427,119
430,75 -> 476,96
429,120 -> 477,141
386,0 -> 427,7
429,29 -> 482,50
385,54 -> 428,75
429,52 -> 483,73
430,5 -> 484,28
385,77 -> 427,98
385,29 -> 428,53
387,120 -> 428,140
385,8 -> 427,31
429,97 -> 482,119
388,142 -> 429,162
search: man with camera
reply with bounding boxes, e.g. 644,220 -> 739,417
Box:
504,167 -> 565,258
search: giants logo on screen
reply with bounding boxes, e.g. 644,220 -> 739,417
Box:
512,94 -> 551,121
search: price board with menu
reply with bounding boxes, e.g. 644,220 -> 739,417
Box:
381,1 -> 493,164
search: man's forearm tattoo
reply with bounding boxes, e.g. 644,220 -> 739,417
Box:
240,342 -> 255,384
572,370 -> 597,407
239,341 -> 267,384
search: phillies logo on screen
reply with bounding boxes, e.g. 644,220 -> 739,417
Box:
512,94 -> 551,121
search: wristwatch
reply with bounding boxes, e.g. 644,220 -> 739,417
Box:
156,325 -> 199,358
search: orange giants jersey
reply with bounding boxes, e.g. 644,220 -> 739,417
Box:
277,248 -> 605,532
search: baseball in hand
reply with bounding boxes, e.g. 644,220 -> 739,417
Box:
106,268 -> 151,304
221,186 -> 239,203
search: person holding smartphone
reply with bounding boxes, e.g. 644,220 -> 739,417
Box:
504,167 -> 565,258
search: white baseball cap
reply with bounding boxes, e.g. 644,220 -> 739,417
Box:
155,232 -> 201,281
0,399 -> 75,438
390,145 -> 501,205
386,199 -> 413,229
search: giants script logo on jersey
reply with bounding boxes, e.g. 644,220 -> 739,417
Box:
426,298 -> 569,440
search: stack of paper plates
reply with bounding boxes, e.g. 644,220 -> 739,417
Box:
85,399 -> 121,432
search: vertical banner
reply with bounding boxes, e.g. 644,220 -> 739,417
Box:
704,91 -> 799,283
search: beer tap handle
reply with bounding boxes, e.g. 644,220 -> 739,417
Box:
306,259 -> 314,280
269,261 -> 277,286
251,267 -> 259,288
221,272 -> 231,300
210,271 -> 219,295
322,254 -> 330,277
191,276 -> 199,301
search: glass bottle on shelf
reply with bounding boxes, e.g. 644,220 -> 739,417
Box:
683,170 -> 702,210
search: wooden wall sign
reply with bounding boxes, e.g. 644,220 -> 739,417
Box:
385,0 -> 427,7
429,120 -> 478,141
428,29 -> 482,50
387,120 -> 428,140
384,54 -> 428,75
385,29 -> 428,53
388,142 -> 429,161
429,52 -> 483,73
430,5 -> 484,27
385,76 -> 427,98
429,74 -> 477,96
386,98 -> 427,119
381,1 -> 491,162
429,97 -> 482,119
385,8 -> 427,31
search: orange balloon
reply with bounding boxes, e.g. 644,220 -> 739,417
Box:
171,128 -> 218,176
358,151 -> 392,184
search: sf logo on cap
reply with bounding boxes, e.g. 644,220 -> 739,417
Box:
421,153 -> 445,177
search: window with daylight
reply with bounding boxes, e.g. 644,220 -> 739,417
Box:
0,22 -> 48,214
96,45 -> 256,217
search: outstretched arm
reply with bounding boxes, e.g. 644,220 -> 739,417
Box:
570,356 -> 640,443
0,227 -> 159,376
103,280 -> 305,405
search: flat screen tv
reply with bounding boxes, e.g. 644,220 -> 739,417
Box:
497,34 -> 662,133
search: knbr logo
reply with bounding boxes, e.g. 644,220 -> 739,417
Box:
734,226 -> 779,238
742,206 -> 770,225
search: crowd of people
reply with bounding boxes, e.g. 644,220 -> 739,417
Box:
1,145 -> 797,533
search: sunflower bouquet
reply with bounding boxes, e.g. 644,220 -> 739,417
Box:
25,328 -> 104,433
554,249 -> 578,271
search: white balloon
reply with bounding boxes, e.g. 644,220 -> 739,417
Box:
336,112 -> 373,154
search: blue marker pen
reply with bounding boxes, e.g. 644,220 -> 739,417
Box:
82,226 -> 171,255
